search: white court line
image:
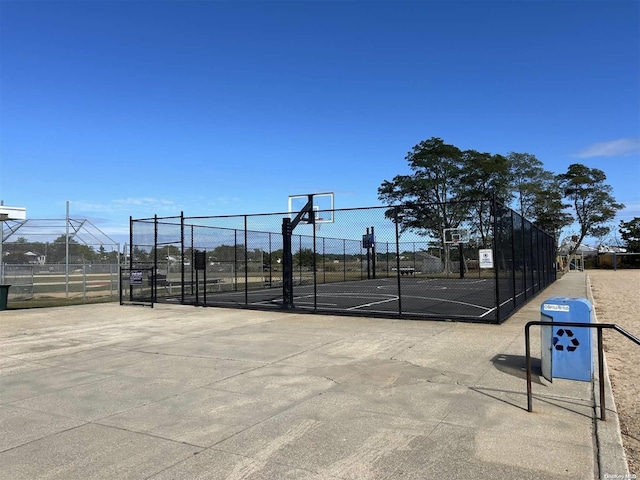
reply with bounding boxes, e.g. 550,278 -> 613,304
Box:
317,292 -> 399,299
379,284 -> 447,290
477,291 -> 528,318
413,278 -> 488,285
347,296 -> 399,311
398,295 -> 492,313
294,301 -> 338,306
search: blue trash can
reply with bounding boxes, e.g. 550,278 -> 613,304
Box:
540,297 -> 594,382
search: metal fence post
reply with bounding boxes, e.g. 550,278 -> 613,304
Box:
268,232 -> 273,286
394,207 -> 402,318
244,215 -> 248,306
521,212 -> 528,300
343,239 -> 346,282
153,215 -> 158,304
371,226 -> 376,279
282,217 -> 293,308
181,211 -> 185,305
129,217 -> 133,302
234,230 -> 238,292
492,195 -> 500,323
190,225 -> 194,296
510,209 -> 517,311
322,237 -> 326,284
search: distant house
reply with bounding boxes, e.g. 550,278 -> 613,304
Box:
557,239 -> 597,271
558,243 -> 598,256
558,235 -> 602,255
416,251 -> 444,273
24,251 -> 46,265
598,245 -> 627,253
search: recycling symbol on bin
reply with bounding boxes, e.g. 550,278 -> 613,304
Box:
553,329 -> 580,352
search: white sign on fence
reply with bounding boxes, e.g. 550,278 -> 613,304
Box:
479,249 -> 494,269
130,270 -> 144,286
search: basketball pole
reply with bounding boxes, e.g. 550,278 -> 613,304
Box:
362,226 -> 376,280
366,227 -> 371,280
282,194 -> 314,309
371,226 -> 376,280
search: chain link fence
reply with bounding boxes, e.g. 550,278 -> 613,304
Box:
1,217 -> 121,303
126,199 -> 556,323
3,263 -> 120,301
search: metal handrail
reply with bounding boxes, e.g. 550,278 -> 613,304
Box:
525,321 -> 640,420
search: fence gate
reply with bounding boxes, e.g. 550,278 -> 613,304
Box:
120,267 -> 154,307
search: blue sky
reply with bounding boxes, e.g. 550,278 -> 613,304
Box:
1,0 -> 639,244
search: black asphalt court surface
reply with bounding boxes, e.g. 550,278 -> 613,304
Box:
162,276 -> 508,320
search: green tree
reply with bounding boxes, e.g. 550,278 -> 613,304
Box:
3,237 -> 30,263
132,246 -> 151,264
508,152 -> 554,219
619,217 -> 640,252
529,176 -> 573,245
47,235 -> 95,264
150,245 -> 180,262
210,244 -> 245,263
459,150 -> 512,246
461,151 -> 513,204
294,248 -> 318,267
97,246 -> 110,263
378,137 -> 469,242
558,164 -> 625,269
267,249 -> 284,266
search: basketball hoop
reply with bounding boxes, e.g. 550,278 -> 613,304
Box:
443,228 -> 469,245
288,193 -> 335,225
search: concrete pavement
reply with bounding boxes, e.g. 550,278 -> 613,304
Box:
0,272 -> 630,479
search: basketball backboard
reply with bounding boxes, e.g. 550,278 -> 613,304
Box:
0,205 -> 26,221
288,192 -> 334,224
443,228 -> 469,244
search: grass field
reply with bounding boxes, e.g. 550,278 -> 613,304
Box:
7,296 -> 117,309
6,272 -> 119,303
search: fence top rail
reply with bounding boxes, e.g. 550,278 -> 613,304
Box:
133,216 -> 182,223
131,199 -> 495,224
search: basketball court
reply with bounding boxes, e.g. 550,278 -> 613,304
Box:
127,191 -> 557,324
